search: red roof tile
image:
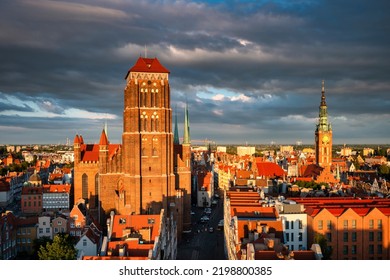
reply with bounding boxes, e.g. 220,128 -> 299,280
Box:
256,162 -> 284,177
80,143 -> 121,162
99,129 -> 108,145
74,134 -> 80,144
126,57 -> 170,78
351,207 -> 371,216
326,208 -> 345,217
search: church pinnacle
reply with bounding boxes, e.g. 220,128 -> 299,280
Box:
183,102 -> 190,145
174,109 -> 180,145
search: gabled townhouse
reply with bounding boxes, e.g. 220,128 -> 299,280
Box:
37,215 -> 52,239
197,170 -> 213,207
75,222 -> 102,257
290,197 -> 390,260
69,200 -> 88,238
52,215 -> 68,235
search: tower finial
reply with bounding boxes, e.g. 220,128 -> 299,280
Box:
321,80 -> 326,106
144,45 -> 147,58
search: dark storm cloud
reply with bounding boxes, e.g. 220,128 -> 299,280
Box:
0,0 -> 389,144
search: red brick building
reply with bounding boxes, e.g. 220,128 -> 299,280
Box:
73,57 -> 191,235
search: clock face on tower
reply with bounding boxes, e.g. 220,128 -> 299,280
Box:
322,135 -> 329,144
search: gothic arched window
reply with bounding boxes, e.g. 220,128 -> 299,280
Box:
94,174 -> 99,207
82,173 -> 88,200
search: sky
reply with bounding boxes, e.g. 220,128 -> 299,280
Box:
0,0 -> 389,146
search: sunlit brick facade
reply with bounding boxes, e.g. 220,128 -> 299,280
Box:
73,57 -> 191,235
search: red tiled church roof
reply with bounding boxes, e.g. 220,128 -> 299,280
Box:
125,57 -> 170,79
81,144 -> 121,162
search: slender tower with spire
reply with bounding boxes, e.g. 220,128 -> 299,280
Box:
315,80 -> 333,169
172,102 -> 192,233
174,109 -> 180,145
183,102 -> 190,145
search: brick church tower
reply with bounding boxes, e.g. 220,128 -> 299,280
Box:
73,57 -> 191,234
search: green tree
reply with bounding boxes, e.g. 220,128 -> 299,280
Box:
378,164 -> 389,176
38,233 -> 78,260
314,233 -> 332,260
32,236 -> 52,259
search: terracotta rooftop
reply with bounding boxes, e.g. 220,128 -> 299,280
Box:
256,162 -> 285,177
126,57 -> 170,79
111,214 -> 161,241
99,129 -> 108,146
80,143 -> 121,162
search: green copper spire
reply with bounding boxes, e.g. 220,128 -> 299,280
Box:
317,80 -> 331,132
183,102 -> 190,144
173,109 -> 180,145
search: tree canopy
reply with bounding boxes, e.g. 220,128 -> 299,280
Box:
38,233 -> 77,260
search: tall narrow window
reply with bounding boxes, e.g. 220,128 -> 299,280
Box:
369,232 -> 374,241
82,173 -> 88,200
95,174 -> 99,207
378,232 -> 382,242
155,89 -> 159,107
352,232 -> 357,242
143,88 -> 147,107
318,220 -> 323,230
343,232 -> 348,242
151,117 -> 155,132
143,117 -> 148,131
151,89 -> 155,107
140,88 -> 145,107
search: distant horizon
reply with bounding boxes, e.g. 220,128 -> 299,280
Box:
2,141 -> 389,148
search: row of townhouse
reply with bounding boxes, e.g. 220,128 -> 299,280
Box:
290,197 -> 390,260
0,172 -> 28,207
223,189 -> 322,260
0,163 -> 71,210
0,200 -> 102,259
223,186 -> 390,260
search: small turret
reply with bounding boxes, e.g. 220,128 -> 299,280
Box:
99,129 -> 109,174
74,134 -> 81,164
